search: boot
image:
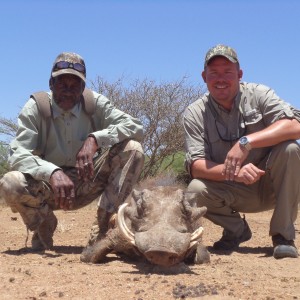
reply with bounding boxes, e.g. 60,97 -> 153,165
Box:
86,208 -> 113,246
31,210 -> 58,250
272,234 -> 298,259
213,218 -> 252,251
80,208 -> 113,262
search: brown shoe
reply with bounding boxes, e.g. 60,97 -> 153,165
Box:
31,211 -> 57,250
213,218 -> 252,250
84,208 -> 114,247
272,234 -> 298,259
80,209 -> 114,262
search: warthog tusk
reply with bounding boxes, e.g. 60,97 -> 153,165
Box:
191,227 -> 204,242
188,240 -> 199,250
188,227 -> 204,250
117,203 -> 136,246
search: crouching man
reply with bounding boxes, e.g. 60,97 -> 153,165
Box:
183,45 -> 300,259
0,52 -> 144,256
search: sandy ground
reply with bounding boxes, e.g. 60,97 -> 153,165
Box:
0,199 -> 299,300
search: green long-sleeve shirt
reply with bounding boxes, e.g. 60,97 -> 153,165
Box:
9,90 -> 143,182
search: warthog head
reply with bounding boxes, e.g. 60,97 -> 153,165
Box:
80,186 -> 210,267
117,186 -> 209,267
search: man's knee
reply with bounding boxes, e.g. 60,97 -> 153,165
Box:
0,171 -> 50,230
124,140 -> 145,165
272,141 -> 300,158
187,178 -> 207,194
122,139 -> 144,154
113,139 -> 145,172
187,179 -> 209,207
267,141 -> 300,170
109,139 -> 144,166
0,171 -> 27,209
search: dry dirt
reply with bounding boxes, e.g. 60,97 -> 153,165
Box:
0,199 -> 299,300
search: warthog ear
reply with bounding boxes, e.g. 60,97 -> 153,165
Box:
132,189 -> 142,201
183,191 -> 200,207
186,204 -> 207,222
132,188 -> 152,202
182,191 -> 207,220
195,206 -> 207,218
131,189 -> 148,217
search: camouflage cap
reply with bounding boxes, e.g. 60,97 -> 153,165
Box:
51,52 -> 86,82
204,44 -> 239,67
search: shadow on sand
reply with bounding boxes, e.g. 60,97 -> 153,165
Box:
207,245 -> 274,257
2,245 -> 84,257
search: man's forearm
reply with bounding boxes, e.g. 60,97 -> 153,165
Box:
247,119 -> 300,149
191,159 -> 226,181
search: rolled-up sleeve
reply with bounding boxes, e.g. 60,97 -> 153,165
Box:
255,84 -> 300,125
183,105 -> 206,174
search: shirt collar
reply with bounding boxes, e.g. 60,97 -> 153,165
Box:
208,89 -> 241,114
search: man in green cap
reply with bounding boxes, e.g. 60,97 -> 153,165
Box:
0,52 -> 144,260
183,44 -> 300,259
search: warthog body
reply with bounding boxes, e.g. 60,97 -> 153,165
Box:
81,186 -> 210,267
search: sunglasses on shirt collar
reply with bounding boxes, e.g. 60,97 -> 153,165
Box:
53,61 -> 86,74
208,98 -> 247,143
215,118 -> 247,142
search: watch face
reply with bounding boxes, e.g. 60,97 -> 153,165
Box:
240,136 -> 248,145
240,136 -> 251,150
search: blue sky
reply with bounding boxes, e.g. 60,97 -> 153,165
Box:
1,0 -> 300,120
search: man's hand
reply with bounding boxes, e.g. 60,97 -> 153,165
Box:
76,135 -> 99,181
50,170 -> 75,210
222,142 -> 249,181
234,163 -> 265,185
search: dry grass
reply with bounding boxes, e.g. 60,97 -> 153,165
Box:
137,171 -> 185,190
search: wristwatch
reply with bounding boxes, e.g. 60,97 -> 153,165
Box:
239,136 -> 252,151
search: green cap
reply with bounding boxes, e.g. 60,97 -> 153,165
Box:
204,44 -> 239,67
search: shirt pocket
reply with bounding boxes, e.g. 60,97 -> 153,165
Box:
243,109 -> 265,133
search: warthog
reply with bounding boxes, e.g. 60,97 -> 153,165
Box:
81,186 -> 210,267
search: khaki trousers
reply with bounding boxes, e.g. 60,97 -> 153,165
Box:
0,139 -> 144,232
187,141 -> 300,241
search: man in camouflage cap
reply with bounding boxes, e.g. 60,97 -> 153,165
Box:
0,52 -> 144,261
183,44 -> 300,259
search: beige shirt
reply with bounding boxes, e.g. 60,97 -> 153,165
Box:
183,82 -> 300,174
9,91 -> 143,182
